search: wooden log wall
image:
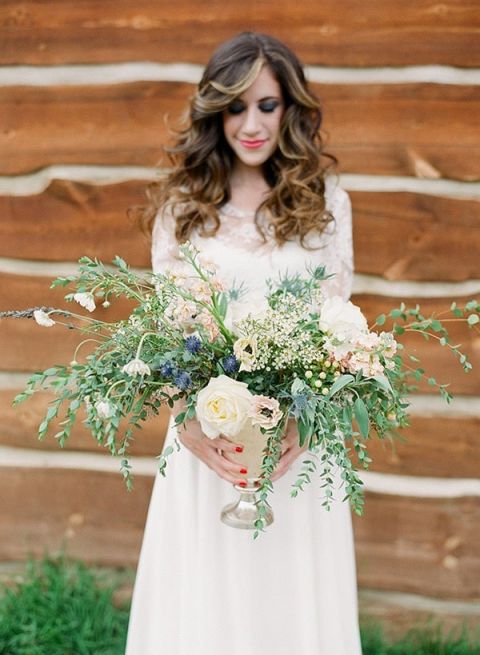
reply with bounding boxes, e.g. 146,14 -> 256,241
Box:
1,1 -> 479,633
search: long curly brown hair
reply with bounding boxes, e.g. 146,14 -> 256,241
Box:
129,32 -> 339,249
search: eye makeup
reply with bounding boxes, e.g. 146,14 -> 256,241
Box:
226,99 -> 281,115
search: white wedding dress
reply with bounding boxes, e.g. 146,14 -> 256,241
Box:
125,174 -> 363,655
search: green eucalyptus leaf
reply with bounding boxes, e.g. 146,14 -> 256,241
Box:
353,397 -> 369,438
327,374 -> 354,399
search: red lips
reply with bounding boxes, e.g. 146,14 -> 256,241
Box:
239,140 -> 266,149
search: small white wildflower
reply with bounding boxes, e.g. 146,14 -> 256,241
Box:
122,358 -> 151,376
95,399 -> 114,420
73,292 -> 96,312
322,387 -> 329,395
319,371 -> 327,380
305,370 -> 313,379
314,379 -> 322,388
33,309 -> 55,327
102,300 -> 110,308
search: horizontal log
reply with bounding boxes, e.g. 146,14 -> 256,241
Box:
0,467 -> 153,566
2,181 -> 480,283
353,493 -> 480,599
1,82 -> 479,180
2,386 -> 479,479
357,415 -> 480,479
0,1 -> 478,67
1,274 -> 479,395
1,465 -> 479,598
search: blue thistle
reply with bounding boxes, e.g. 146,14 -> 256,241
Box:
174,371 -> 192,391
160,361 -> 174,377
184,335 -> 202,354
293,394 -> 308,411
222,354 -> 239,373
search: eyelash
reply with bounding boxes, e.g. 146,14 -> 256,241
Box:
226,102 -> 279,115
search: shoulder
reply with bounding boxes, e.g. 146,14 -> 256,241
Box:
324,173 -> 351,214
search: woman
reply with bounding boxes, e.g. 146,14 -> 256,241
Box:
126,32 -> 362,655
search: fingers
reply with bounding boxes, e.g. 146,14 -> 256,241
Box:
211,435 -> 244,454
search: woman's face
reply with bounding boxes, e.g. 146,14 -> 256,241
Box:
222,65 -> 284,171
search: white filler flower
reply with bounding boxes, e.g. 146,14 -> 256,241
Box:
122,358 -> 151,376
73,292 -> 96,313
196,375 -> 253,439
33,309 -> 55,327
318,296 -> 368,342
95,399 -> 114,420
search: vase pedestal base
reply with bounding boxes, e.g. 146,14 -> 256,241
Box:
220,483 -> 274,530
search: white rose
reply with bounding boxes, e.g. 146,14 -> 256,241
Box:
318,296 -> 368,342
195,375 -> 254,439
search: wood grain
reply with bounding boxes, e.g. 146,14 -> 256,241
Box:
1,82 -> 479,180
1,466 -> 479,598
2,181 -> 480,283
0,467 -> 153,566
357,415 -> 480,479
1,387 -> 479,479
353,493 -> 480,599
1,275 -> 479,394
1,1 -> 478,67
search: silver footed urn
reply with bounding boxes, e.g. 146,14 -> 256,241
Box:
220,420 -> 274,529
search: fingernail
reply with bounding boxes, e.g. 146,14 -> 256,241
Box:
235,446 -> 244,453
240,468 -> 248,474
238,480 -> 247,487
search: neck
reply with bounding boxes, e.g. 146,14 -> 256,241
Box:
229,162 -> 268,193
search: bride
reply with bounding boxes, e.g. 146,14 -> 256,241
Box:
126,31 -> 363,655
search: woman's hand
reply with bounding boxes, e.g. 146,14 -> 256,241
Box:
171,397 -> 248,486
269,418 -> 308,482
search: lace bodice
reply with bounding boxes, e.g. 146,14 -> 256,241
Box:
151,174 -> 354,309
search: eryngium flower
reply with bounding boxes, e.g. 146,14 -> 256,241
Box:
184,335 -> 202,354
174,371 -> 192,390
160,361 -> 174,377
222,354 -> 239,373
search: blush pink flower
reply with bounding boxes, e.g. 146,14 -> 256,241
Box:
248,395 -> 283,430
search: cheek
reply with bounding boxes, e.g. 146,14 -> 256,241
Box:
222,115 -> 239,142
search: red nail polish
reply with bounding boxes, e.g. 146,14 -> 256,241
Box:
235,446 -> 244,453
238,481 -> 247,487
240,468 -> 248,474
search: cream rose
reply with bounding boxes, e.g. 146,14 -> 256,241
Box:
318,296 -> 368,342
195,375 -> 254,439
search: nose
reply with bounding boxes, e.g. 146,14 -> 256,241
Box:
242,105 -> 261,136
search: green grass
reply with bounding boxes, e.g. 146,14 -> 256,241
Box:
0,556 -> 479,654
360,620 -> 480,655
0,557 -> 129,655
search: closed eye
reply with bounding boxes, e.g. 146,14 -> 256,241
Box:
259,101 -> 280,113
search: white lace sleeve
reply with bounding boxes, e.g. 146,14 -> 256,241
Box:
321,181 -> 354,302
151,205 -> 184,275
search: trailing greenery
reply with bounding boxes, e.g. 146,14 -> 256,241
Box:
0,557 -> 129,655
0,557 -> 479,654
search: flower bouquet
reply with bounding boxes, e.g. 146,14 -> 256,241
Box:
4,243 -> 479,538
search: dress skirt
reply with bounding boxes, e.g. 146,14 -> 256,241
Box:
125,415 -> 363,655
